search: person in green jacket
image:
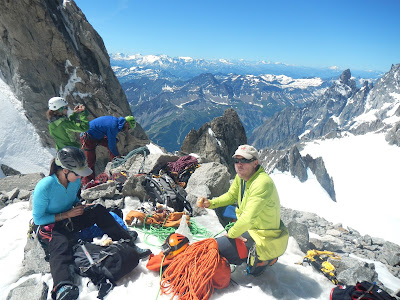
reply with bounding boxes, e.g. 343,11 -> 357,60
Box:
46,97 -> 89,150
197,144 -> 289,276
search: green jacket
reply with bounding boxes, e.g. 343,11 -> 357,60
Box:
48,110 -> 89,150
209,166 -> 289,260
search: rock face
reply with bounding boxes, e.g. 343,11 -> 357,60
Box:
0,0 -> 148,151
180,108 -> 247,176
260,146 -> 336,201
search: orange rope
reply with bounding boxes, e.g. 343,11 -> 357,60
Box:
160,238 -> 220,300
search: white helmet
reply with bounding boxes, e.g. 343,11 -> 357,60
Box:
48,97 -> 68,111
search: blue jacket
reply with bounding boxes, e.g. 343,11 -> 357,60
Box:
87,116 -> 126,156
32,174 -> 81,225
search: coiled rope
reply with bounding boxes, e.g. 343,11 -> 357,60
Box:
111,145 -> 150,170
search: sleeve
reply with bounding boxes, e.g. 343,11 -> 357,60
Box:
227,179 -> 273,238
106,127 -> 120,156
209,176 -> 240,209
63,110 -> 90,133
32,181 -> 56,225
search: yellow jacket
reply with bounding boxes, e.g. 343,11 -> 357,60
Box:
209,166 -> 289,260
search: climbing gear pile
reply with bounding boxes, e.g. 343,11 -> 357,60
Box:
301,249 -> 341,285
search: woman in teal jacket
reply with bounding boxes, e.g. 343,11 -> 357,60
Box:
197,145 -> 289,276
32,147 -> 149,300
46,97 -> 89,150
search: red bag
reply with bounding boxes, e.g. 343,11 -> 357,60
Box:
212,256 -> 231,289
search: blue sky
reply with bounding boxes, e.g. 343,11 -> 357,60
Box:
75,0 -> 400,72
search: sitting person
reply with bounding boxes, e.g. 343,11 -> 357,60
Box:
197,144 -> 289,276
32,146 -> 150,300
46,96 -> 89,150
80,115 -> 136,185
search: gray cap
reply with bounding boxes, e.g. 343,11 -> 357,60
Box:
232,144 -> 259,160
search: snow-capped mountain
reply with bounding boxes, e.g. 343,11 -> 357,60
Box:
250,65 -> 400,150
123,72 -> 328,152
111,53 -> 383,82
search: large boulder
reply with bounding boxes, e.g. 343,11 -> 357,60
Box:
180,109 -> 246,176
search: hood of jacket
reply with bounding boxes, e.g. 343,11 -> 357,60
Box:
117,117 -> 126,131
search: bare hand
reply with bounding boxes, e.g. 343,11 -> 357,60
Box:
66,205 -> 85,218
73,104 -> 85,113
196,197 -> 210,208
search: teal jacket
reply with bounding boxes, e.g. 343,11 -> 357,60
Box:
32,174 -> 81,225
48,110 -> 89,150
209,166 -> 289,260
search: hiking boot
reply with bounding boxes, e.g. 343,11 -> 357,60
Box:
56,284 -> 79,300
132,244 -> 152,259
247,257 -> 278,276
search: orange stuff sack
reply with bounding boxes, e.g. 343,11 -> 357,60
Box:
212,256 -> 231,289
146,252 -> 174,271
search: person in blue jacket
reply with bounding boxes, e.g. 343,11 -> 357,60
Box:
32,146 -> 149,300
80,115 -> 136,185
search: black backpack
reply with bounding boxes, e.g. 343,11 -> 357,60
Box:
330,281 -> 396,300
73,239 -> 139,299
142,173 -> 193,215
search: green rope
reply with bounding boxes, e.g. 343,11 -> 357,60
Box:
213,222 -> 235,238
128,218 -> 215,248
111,146 -> 150,169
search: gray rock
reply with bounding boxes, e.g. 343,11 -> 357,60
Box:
378,241 -> 400,267
6,278 -> 48,300
121,174 -> 147,200
186,162 -> 230,198
5,187 -> 19,201
180,109 -> 247,177
0,173 -> 44,193
287,221 -> 310,253
330,256 -> 378,285
326,229 -> 342,237
1,164 -> 21,176
81,181 -> 117,201
20,238 -> 50,276
17,189 -> 31,200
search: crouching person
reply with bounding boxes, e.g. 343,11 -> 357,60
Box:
32,146 -> 151,300
197,145 -> 289,276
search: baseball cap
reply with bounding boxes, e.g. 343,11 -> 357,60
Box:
232,145 -> 259,160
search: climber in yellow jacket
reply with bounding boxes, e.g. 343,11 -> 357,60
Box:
197,144 -> 289,276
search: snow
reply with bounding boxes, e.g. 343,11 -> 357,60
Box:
0,78 -> 54,177
0,78 -> 399,299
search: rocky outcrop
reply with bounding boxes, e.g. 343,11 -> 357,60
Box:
282,207 -> 400,292
260,146 -> 336,201
0,0 -> 148,152
250,69 -> 358,150
180,108 -> 247,176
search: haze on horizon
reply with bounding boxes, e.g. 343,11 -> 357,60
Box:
75,0 -> 400,73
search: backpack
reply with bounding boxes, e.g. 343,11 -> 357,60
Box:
330,281 -> 396,300
73,240 -> 139,299
142,173 -> 193,215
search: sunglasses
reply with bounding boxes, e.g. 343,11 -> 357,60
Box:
57,106 -> 67,112
68,170 -> 81,177
233,157 -> 255,164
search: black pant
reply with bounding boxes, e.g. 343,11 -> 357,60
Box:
37,204 -> 133,289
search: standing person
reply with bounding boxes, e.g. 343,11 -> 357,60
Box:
197,144 -> 289,276
32,146 -> 150,300
80,115 -> 136,185
47,97 -> 89,150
